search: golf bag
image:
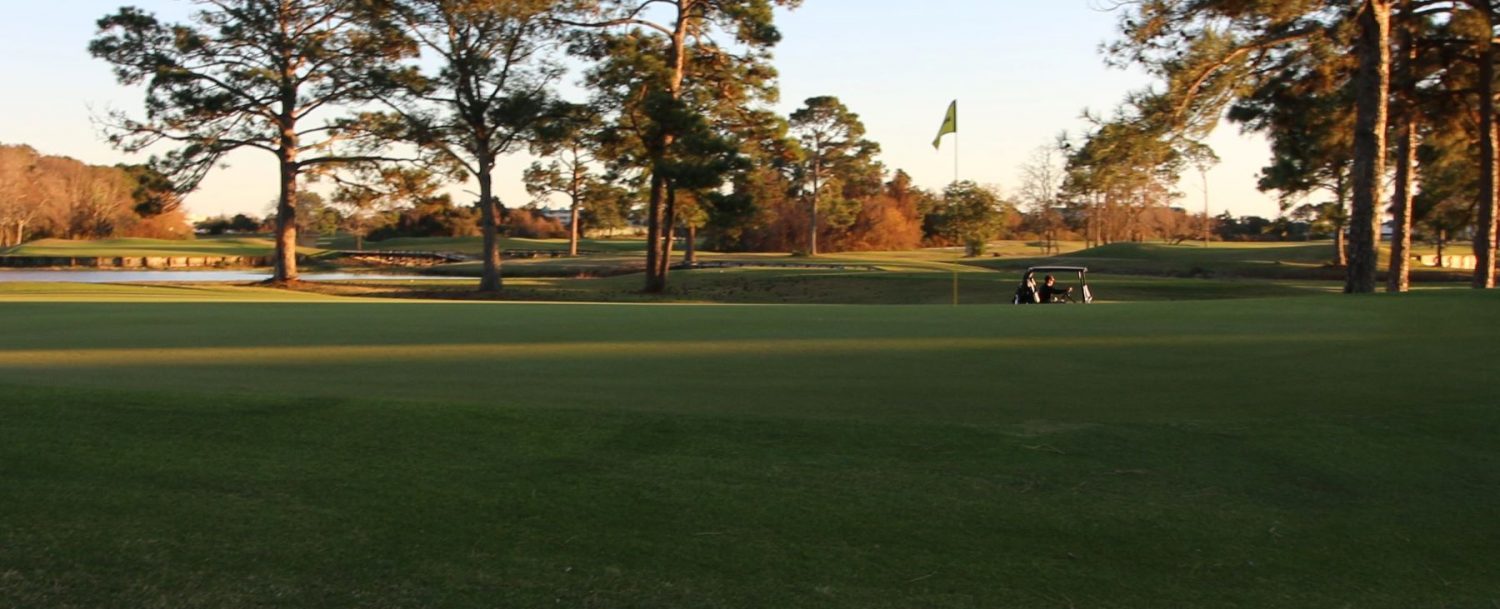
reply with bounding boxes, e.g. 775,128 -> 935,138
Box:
1013,279 -> 1040,304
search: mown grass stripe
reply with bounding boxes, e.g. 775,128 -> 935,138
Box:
0,333 -> 1383,367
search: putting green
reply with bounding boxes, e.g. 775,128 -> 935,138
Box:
1,287 -> 1496,607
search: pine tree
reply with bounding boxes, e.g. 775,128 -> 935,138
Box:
90,0 -> 408,283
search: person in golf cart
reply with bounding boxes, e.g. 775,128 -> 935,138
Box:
1039,274 -> 1072,303
1012,266 -> 1093,304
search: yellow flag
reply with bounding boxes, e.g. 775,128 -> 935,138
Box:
932,100 -> 957,150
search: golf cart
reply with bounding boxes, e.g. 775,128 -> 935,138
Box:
1012,266 -> 1093,304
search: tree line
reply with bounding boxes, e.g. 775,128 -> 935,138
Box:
194,187 -> 573,249
1076,0 -> 1500,292
86,0 -> 1046,292
0,144 -> 189,248
87,1 -> 1490,295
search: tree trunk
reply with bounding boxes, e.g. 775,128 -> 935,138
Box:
271,59 -> 301,285
1474,2 -> 1499,288
1346,0 -> 1391,294
685,224 -> 697,264
1437,230 -> 1446,265
1089,195 -> 1099,247
1201,168 -> 1211,248
644,173 -> 666,293
568,197 -> 581,257
640,9 -> 692,293
1387,0 -> 1417,293
1085,195 -> 1095,247
1335,173 -> 1349,266
1386,124 -> 1415,291
1335,226 -> 1348,267
272,157 -> 299,284
568,157 -> 582,257
658,185 -> 679,281
477,168 -> 502,293
810,144 -> 820,256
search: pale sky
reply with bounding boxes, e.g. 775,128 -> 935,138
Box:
0,1 -> 1282,220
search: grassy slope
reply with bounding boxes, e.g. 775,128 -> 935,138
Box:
357,237 -> 1075,257
416,240 -> 1467,288
475,269 -> 1334,304
4,237 -> 289,257
357,235 -> 651,253
964,241 -> 1470,281
1,286 -> 1497,607
280,269 -> 1335,304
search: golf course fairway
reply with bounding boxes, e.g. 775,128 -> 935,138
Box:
1,286 -> 1496,607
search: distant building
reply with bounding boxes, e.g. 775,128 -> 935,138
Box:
538,208 -> 573,227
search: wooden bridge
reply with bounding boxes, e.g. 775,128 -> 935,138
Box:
678,260 -> 882,272
332,250 -> 473,266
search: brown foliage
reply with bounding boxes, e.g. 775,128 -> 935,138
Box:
830,194 -> 923,252
504,208 -> 567,239
0,144 -> 190,244
119,209 -> 193,239
714,189 -> 924,254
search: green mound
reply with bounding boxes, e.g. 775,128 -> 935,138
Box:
360,235 -> 649,254
965,241 -> 1467,282
1058,241 -> 1334,264
6,237 -> 283,257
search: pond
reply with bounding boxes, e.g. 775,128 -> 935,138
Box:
0,270 -> 441,283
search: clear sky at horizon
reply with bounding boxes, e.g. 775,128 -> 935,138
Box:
0,1 -> 1283,221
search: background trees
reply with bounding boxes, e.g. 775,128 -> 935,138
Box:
90,0 -> 408,283
0,145 -> 44,248
1018,144 -> 1067,255
564,0 -> 800,292
367,0 -> 561,292
195,213 -> 265,236
525,105 -> 614,255
0,144 -> 191,246
1104,0 -> 1500,291
1225,26 -> 1357,264
45,0 -> 1499,296
1062,105 -> 1188,246
788,96 -> 880,256
932,181 -> 1007,257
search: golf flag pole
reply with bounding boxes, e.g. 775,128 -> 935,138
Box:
933,100 -> 958,183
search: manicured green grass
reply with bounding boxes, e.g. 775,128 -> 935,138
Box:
425,252 -> 650,278
4,236 -> 290,257
1,286 -> 1497,607
414,240 -> 1466,288
966,241 -> 1470,282
586,269 -> 1336,304
359,235 -> 651,253
313,268 -> 1338,304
